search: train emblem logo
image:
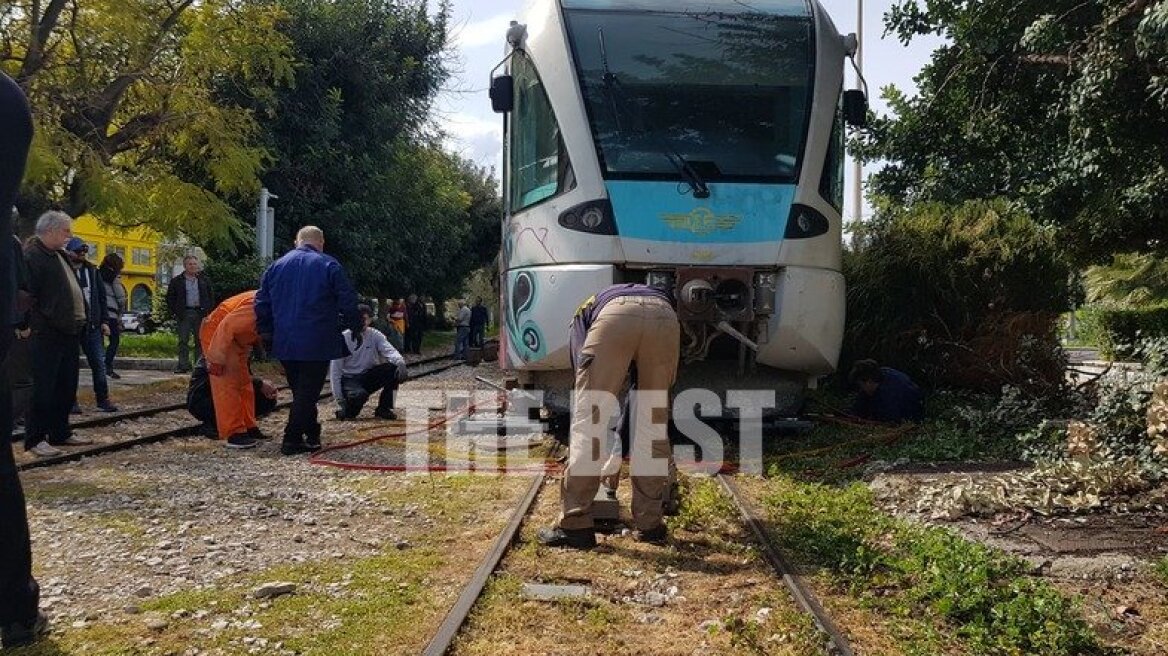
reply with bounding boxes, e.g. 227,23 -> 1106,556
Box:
661,207 -> 740,236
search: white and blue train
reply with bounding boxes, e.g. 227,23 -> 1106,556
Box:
490,0 -> 867,414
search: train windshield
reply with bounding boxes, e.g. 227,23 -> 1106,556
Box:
564,8 -> 814,183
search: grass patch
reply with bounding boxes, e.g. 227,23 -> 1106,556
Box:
421,330 -> 455,352
116,331 -> 178,358
11,548 -> 448,656
1155,556 -> 1168,587
753,473 -> 1115,655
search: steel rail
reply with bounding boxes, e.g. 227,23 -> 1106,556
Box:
421,472 -> 545,656
718,473 -> 856,656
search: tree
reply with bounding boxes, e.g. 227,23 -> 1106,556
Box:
858,0 -> 1168,264
251,0 -> 501,298
1,0 -> 294,245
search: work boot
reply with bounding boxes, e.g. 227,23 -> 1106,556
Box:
225,433 -> 258,450
374,407 -> 397,421
634,525 -> 668,545
2,612 -> 49,648
536,526 -> 596,550
200,422 -> 218,439
304,423 -> 323,451
280,441 -> 314,456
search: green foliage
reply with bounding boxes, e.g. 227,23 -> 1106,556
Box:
1078,304 -> 1168,359
1084,252 -> 1168,306
117,332 -> 178,358
2,0 -> 295,246
844,199 -> 1073,391
203,255 -> 267,301
759,476 -> 1110,655
1156,556 -> 1168,587
861,0 -> 1168,265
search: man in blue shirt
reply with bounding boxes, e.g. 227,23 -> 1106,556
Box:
848,359 -> 924,423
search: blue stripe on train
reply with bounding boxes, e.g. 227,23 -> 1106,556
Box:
605,181 -> 795,244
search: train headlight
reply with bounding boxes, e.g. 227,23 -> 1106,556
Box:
557,200 -> 617,235
581,207 -> 604,229
647,270 -> 675,292
784,204 -> 830,239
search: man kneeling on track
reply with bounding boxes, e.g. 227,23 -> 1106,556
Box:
187,358 -> 277,440
199,290 -> 272,449
538,283 -> 680,550
330,304 -> 407,421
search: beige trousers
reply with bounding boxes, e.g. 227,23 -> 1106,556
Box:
558,296 -> 679,531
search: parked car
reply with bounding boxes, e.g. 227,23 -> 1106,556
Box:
120,311 -> 157,335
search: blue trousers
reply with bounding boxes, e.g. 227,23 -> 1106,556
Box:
79,325 -> 109,404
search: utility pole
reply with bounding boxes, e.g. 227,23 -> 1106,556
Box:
851,0 -> 864,224
257,188 -> 277,260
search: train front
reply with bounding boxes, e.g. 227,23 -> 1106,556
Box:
498,0 -> 853,413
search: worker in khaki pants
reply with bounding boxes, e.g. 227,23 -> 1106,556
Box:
200,291 -> 263,449
538,284 -> 679,550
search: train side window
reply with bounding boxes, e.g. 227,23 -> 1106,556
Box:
819,105 -> 844,212
510,52 -> 574,211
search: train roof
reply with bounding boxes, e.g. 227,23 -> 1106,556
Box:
558,0 -> 813,18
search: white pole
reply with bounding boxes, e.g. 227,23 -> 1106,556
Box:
851,0 -> 863,224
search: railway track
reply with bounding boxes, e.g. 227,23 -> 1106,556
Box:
14,349 -> 475,472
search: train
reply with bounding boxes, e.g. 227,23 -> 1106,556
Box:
489,0 -> 867,415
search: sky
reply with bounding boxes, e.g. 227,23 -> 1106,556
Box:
435,0 -> 946,221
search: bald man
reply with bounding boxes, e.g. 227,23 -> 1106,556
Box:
255,226 -> 361,455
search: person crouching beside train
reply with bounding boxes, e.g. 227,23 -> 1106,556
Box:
187,357 -> 277,440
199,290 -> 271,449
848,359 -> 923,423
538,283 -> 680,550
331,304 -> 407,421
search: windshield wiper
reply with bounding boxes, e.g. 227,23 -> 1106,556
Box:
597,27 -> 711,199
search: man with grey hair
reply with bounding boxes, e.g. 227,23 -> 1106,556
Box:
22,210 -> 93,458
165,254 -> 214,373
256,225 -> 362,455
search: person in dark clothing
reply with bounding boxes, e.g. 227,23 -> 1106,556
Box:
848,359 -> 924,423
165,254 -> 214,373
64,238 -> 117,413
4,230 -> 33,435
469,297 -> 488,348
23,211 -> 92,458
99,253 -> 127,379
187,357 -> 278,439
0,70 -> 49,650
404,293 -> 427,355
255,226 -> 361,455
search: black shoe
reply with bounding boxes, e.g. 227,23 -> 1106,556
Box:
247,427 -> 270,441
107,370 -> 121,379
2,612 -> 49,648
374,407 -> 397,420
634,525 -> 668,545
536,526 -> 596,550
226,433 -> 258,449
201,422 -> 218,439
280,441 -> 315,456
334,409 -> 352,421
305,423 -> 322,451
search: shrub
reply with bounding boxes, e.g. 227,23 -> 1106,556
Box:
1077,304 -> 1168,359
202,255 -> 267,306
844,199 -> 1075,393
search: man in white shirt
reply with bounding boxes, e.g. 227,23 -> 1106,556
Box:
330,304 -> 407,420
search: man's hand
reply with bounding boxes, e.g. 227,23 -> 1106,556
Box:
101,323 -> 110,337
207,362 -> 225,376
260,381 -> 278,400
260,333 -> 274,356
395,362 -> 408,383
14,328 -> 29,339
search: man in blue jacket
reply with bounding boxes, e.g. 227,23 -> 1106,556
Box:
848,359 -> 924,423
255,226 -> 362,455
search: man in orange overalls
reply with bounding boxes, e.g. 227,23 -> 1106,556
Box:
200,290 -> 264,449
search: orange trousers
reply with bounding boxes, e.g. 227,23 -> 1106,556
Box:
201,291 -> 260,440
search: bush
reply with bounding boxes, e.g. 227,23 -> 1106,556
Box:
202,255 -> 267,307
1077,304 -> 1168,359
844,199 -> 1075,393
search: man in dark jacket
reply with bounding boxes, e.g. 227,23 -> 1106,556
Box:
23,211 -> 92,458
64,238 -> 117,413
0,70 -> 49,650
404,293 -> 426,355
848,359 -> 924,423
255,226 -> 361,455
469,297 -> 488,348
165,254 -> 214,373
